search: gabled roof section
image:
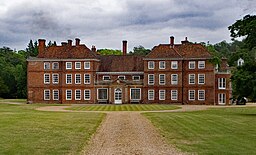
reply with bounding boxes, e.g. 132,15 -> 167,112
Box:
175,43 -> 212,59
145,44 -> 182,59
98,55 -> 144,72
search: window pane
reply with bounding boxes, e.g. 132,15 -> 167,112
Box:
84,74 -> 90,84
84,90 -> 91,100
98,89 -> 107,100
131,89 -> 141,100
148,90 -> 154,100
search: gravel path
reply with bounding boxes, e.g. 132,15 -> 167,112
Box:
83,112 -> 185,155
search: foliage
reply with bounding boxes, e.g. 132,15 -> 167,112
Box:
26,40 -> 38,57
97,49 -> 122,55
129,45 -> 151,56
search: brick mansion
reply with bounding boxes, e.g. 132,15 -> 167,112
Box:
27,36 -> 231,105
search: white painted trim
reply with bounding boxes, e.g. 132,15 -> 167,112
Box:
148,61 -> 155,69
52,73 -> 59,84
97,88 -> 108,100
171,74 -> 178,85
189,61 -> 195,69
130,88 -> 141,100
159,74 -> 166,85
198,74 -> 205,84
66,74 -> 72,84
159,61 -> 166,69
66,89 -> 72,100
52,62 -> 59,70
44,89 -> 50,100
159,90 -> 166,100
96,72 -> 144,75
84,89 -> 91,100
27,58 -> 100,62
132,75 -> 140,81
44,73 -> 50,84
171,61 -> 178,69
198,90 -> 205,101
75,62 -> 81,69
84,74 -> 91,84
188,90 -> 195,100
171,90 -> 178,100
66,62 -> 72,69
118,75 -> 126,80
44,62 -> 50,70
103,76 -> 111,81
189,74 -> 195,84
84,62 -> 90,69
75,74 -> 81,84
148,74 -> 154,85
148,89 -> 154,100
52,89 -> 59,100
198,61 -> 205,69
75,89 -> 81,100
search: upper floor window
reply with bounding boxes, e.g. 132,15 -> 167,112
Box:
84,62 -> 90,69
53,90 -> 59,100
218,78 -> 226,89
84,89 -> 91,100
159,74 -> 165,85
75,62 -> 81,69
66,90 -> 72,100
66,74 -> 72,84
52,62 -> 59,70
189,74 -> 195,84
130,88 -> 141,100
75,74 -> 81,84
159,61 -> 165,69
171,90 -> 178,100
66,62 -> 72,69
148,61 -> 155,69
198,61 -> 205,69
132,76 -> 140,81
198,74 -> 205,84
171,61 -> 178,69
188,90 -> 195,100
44,62 -> 50,70
44,74 -> 50,84
44,89 -> 50,100
148,90 -> 154,100
198,90 -> 205,100
148,74 -> 154,85
171,74 -> 178,85
84,74 -> 90,84
52,74 -> 59,84
103,76 -> 111,81
75,89 -> 81,100
159,90 -> 165,100
118,76 -> 125,80
189,61 -> 195,69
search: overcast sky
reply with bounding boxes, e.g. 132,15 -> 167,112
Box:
0,0 -> 255,51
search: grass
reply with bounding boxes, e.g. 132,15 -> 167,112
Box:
0,104 -> 105,155
0,99 -> 27,103
67,104 -> 180,111
143,107 -> 256,155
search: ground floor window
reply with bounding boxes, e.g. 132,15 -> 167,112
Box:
66,90 -> 72,100
53,90 -> 59,100
159,90 -> 165,100
198,90 -> 205,100
84,89 -> 91,100
148,89 -> 154,100
75,89 -> 81,100
130,88 -> 141,100
97,88 -> 108,100
189,90 -> 195,100
218,93 -> 226,104
44,89 -> 50,100
171,90 -> 178,100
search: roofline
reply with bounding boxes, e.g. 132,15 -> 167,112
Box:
27,57 -> 100,62
143,58 -> 211,60
96,72 -> 144,75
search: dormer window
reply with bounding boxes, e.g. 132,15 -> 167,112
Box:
148,61 -> 155,69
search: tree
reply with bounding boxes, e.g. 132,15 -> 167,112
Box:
97,49 -> 122,55
26,40 -> 38,57
129,45 -> 151,56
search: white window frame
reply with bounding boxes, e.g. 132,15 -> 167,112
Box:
44,89 -> 50,100
97,88 -> 108,100
148,61 -> 155,69
159,61 -> 166,69
171,90 -> 178,100
198,61 -> 205,69
66,62 -> 72,70
84,62 -> 90,69
66,89 -> 72,100
189,74 -> 195,84
132,76 -> 140,81
75,62 -> 81,69
118,75 -> 126,80
75,74 -> 81,84
198,90 -> 205,101
189,61 -> 195,69
218,93 -> 226,104
188,90 -> 195,100
52,74 -> 59,84
84,74 -> 90,84
148,74 -> 154,85
159,74 -> 165,85
218,78 -> 226,89
44,73 -> 50,84
84,89 -> 91,100
66,74 -> 72,84
171,74 -> 178,85
44,62 -> 50,70
148,90 -> 154,100
103,76 -> 111,81
130,88 -> 141,100
52,62 -> 59,70
53,90 -> 59,100
198,74 -> 205,84
171,61 -> 178,69
159,90 -> 165,100
75,89 -> 81,100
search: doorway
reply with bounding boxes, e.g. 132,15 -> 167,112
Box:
114,88 -> 122,104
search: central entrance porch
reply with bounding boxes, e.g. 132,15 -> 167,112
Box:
114,88 -> 122,104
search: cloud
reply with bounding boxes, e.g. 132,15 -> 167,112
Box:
0,0 -> 255,51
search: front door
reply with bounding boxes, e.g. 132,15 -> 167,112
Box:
114,88 -> 122,104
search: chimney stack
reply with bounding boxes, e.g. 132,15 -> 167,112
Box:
170,36 -> 174,47
122,40 -> 127,56
68,40 -> 72,46
181,37 -> 189,44
61,42 -> 67,46
91,45 -> 96,52
75,38 -> 80,46
38,39 -> 46,54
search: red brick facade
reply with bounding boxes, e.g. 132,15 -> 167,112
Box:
27,37 -> 231,105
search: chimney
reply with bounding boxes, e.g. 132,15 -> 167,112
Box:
75,38 -> 80,46
122,40 -> 127,55
91,45 -> 96,52
170,36 -> 174,47
68,40 -> 72,46
61,42 -> 67,46
181,37 -> 189,44
38,39 -> 46,54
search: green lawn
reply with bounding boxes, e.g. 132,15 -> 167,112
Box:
144,107 -> 256,155
0,104 -> 105,155
67,104 -> 180,111
0,99 -> 27,103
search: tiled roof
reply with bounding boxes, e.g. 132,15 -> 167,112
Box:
146,44 -> 182,58
98,55 -> 144,72
37,45 -> 98,59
